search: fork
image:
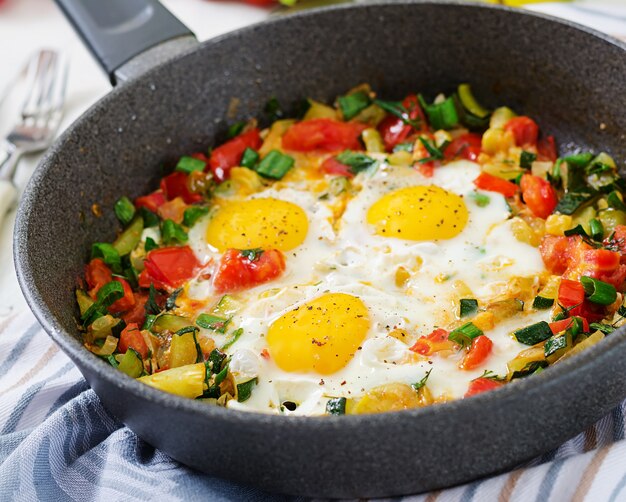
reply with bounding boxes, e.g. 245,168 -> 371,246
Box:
0,50 -> 68,223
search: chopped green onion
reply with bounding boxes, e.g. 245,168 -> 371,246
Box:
448,322 -> 483,348
240,248 -> 264,261
589,218 -> 604,241
143,314 -> 157,331
183,206 -> 209,228
196,313 -> 230,333
256,150 -> 294,179
564,152 -> 594,168
393,142 -> 414,153
532,296 -> 554,310
237,378 -> 258,402
555,189 -> 597,215
96,280 -> 125,307
418,137 -> 446,162
411,368 -> 432,392
580,276 -> 617,305
607,191 -> 626,212
240,147 -> 260,169
418,94 -> 459,130
326,397 -> 347,415
175,156 -> 205,174
338,91 -> 371,120
589,322 -> 615,335
586,162 -> 614,176
373,99 -> 421,128
214,362 -> 230,386
91,243 -> 122,272
165,288 -> 182,311
264,97 -> 283,123
103,354 -> 119,368
520,151 -> 537,169
138,207 -> 160,227
457,84 -> 489,118
469,191 -> 490,207
145,284 -> 161,315
161,219 -> 188,245
460,299 -> 478,318
114,196 -> 136,225
145,237 -> 158,252
513,321 -> 553,345
564,224 -> 589,238
221,327 -> 244,351
206,348 -> 227,375
335,150 -> 377,173
548,159 -> 563,187
227,121 -> 245,139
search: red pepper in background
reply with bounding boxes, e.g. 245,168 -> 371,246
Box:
444,133 -> 482,162
213,249 -> 286,293
282,118 -> 367,152
208,128 -> 261,182
473,172 -> 518,197
520,174 -> 558,219
504,116 -> 539,147
465,377 -> 504,397
139,246 -> 200,290
118,323 -> 149,359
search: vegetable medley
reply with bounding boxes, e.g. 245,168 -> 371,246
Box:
77,83 -> 626,415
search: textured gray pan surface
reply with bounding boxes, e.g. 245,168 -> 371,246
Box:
14,1 -> 626,498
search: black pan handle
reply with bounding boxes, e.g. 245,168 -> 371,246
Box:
54,0 -> 195,84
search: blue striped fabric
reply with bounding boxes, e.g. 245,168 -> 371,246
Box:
1,311 -> 626,501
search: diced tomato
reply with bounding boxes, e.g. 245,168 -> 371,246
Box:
460,335 -> 493,370
464,377 -> 504,398
549,316 -> 589,335
282,118 -> 367,152
377,94 -> 426,151
160,172 -> 203,204
139,246 -> 200,290
473,172 -> 518,197
208,128 -> 261,182
157,196 -> 187,224
444,133 -> 482,161
539,235 -> 575,275
504,116 -> 539,147
213,249 -> 286,293
85,258 -> 113,297
320,157 -> 354,178
135,190 -> 166,213
122,292 -> 148,326
558,279 -> 585,317
108,278 -> 136,314
409,328 -> 451,355
118,323 -> 149,359
537,135 -> 557,162
520,174 -> 558,219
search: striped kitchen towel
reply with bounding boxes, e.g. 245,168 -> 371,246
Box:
1,311 -> 626,501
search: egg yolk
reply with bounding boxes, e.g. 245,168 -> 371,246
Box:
366,185 -> 468,241
267,293 -> 370,375
206,198 -> 308,251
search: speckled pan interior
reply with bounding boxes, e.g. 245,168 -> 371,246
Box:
13,1 -> 626,498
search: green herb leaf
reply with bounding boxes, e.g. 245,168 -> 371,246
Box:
513,321 -> 553,345
196,313 -> 231,333
520,151 -> 537,169
460,299 -> 478,318
91,243 -> 122,273
448,322 -> 483,348
256,150 -> 295,179
240,248 -> 264,261
183,206 -> 209,228
207,348 -> 227,375
143,314 -> 157,330
165,288 -> 182,311
227,121 -> 245,139
221,328 -> 244,351
589,322 -> 615,335
580,276 -> 617,305
145,284 -> 161,315
138,207 -> 160,227
264,97 -> 283,123
114,196 -> 136,226
144,237 -> 158,252
607,191 -> 626,212
161,219 -> 188,245
176,156 -> 205,174
589,218 -> 604,241
418,137 -> 446,162
411,368 -> 432,392
555,189 -> 597,215
564,224 -> 589,238
373,99 -> 421,128
532,296 -> 554,310
325,397 -> 347,415
335,150 -> 377,173
237,378 -> 258,402
338,91 -> 371,120
469,191 -> 490,207
240,147 -> 260,169
509,360 -> 548,380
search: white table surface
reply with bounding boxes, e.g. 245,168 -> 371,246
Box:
0,0 -> 624,318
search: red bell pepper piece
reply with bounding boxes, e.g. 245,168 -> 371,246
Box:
320,157 -> 354,178
282,118 -> 367,152
558,279 -> 585,317
520,174 -> 558,219
135,190 -> 167,213
160,172 -> 203,204
460,335 -> 493,370
549,317 -> 589,335
464,377 -> 504,397
473,172 -> 518,197
208,128 -> 262,182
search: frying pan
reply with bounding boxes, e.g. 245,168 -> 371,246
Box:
13,0 -> 626,497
